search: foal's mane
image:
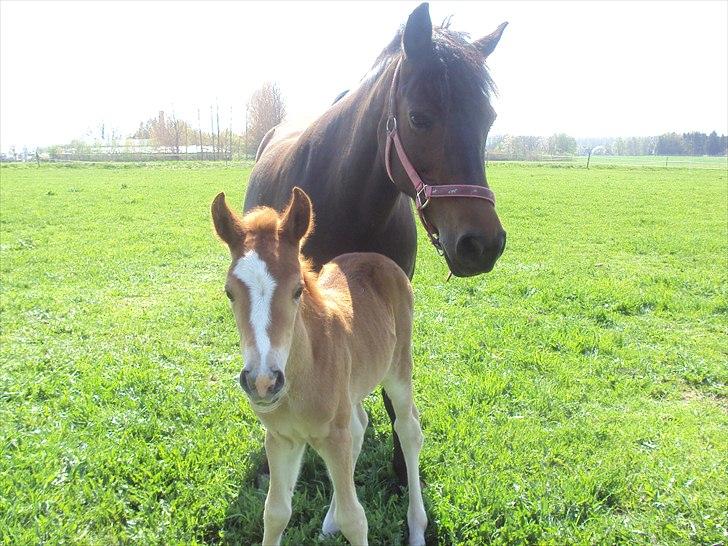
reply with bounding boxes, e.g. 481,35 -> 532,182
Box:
369,23 -> 496,108
241,206 -> 325,308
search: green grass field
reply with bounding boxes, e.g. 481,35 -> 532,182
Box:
1,161 -> 726,545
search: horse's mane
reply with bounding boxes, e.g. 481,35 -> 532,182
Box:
370,24 -> 496,107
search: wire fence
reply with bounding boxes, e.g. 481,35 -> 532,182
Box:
487,154 -> 728,170
3,149 -> 727,170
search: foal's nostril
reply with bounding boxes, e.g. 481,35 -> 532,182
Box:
271,369 -> 285,395
239,369 -> 252,393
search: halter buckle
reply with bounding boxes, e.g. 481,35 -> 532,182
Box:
386,116 -> 397,134
416,187 -> 429,210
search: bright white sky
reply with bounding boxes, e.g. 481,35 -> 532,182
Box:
1,1 -> 727,152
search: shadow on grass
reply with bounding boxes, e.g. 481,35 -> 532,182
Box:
206,415 -> 440,545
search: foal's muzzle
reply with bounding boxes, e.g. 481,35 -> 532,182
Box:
240,367 -> 285,401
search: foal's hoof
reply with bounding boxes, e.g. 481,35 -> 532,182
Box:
320,510 -> 340,537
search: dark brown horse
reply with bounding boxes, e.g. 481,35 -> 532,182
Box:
244,2 -> 507,485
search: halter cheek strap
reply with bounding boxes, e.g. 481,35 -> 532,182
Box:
384,58 -> 496,254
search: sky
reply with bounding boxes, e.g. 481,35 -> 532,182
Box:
1,0 -> 727,152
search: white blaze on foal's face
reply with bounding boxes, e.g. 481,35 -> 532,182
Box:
233,250 -> 276,365
228,245 -> 303,400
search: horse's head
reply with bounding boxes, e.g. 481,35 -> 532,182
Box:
212,188 -> 313,406
382,3 -> 508,277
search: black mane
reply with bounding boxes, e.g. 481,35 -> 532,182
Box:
373,25 -> 496,106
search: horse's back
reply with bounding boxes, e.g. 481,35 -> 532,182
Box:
246,124 -> 305,211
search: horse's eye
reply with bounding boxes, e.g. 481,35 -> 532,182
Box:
409,111 -> 433,130
293,285 -> 303,300
225,288 -> 234,301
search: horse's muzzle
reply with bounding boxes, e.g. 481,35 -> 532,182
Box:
450,229 -> 506,276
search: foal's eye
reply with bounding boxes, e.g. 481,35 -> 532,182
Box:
409,111 -> 433,130
225,288 -> 234,301
293,285 -> 303,300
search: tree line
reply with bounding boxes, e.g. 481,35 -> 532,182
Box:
130,82 -> 287,157
487,131 -> 728,158
34,82 -> 287,161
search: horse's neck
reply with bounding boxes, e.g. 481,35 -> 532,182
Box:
309,62 -> 401,220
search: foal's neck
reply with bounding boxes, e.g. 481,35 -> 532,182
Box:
284,290 -> 322,379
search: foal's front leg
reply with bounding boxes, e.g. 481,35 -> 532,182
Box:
262,431 -> 305,546
313,427 -> 368,546
322,403 -> 368,538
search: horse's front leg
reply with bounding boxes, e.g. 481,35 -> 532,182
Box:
262,431 -> 305,546
313,427 -> 368,546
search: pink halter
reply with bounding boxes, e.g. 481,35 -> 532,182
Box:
384,59 -> 496,253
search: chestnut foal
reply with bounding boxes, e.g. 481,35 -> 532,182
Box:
212,187 -> 427,546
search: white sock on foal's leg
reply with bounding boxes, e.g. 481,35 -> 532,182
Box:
384,379 -> 427,546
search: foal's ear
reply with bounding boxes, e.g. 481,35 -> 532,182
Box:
211,192 -> 245,248
280,187 -> 313,245
402,3 -> 432,62
473,22 -> 508,59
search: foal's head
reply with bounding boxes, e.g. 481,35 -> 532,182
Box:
380,3 -> 508,276
212,188 -> 313,406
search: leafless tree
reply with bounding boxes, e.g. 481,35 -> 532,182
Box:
197,108 -> 203,159
246,81 -> 286,155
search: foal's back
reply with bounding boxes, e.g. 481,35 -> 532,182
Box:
319,252 -> 414,399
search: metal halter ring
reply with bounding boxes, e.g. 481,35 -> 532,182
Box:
386,116 -> 397,133
416,187 -> 430,210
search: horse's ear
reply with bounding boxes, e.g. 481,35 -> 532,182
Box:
402,3 -> 432,62
211,192 -> 245,248
473,22 -> 508,59
280,187 -> 313,245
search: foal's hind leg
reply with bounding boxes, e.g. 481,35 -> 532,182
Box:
322,403 -> 368,537
383,371 -> 427,546
383,389 -> 408,487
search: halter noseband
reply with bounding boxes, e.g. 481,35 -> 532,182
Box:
384,58 -> 496,254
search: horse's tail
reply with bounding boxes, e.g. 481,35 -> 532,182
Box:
255,126 -> 278,162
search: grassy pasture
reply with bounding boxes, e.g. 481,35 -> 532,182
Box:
1,161 -> 726,545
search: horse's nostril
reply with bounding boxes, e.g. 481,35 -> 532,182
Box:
271,369 -> 285,395
456,234 -> 486,261
499,231 -> 507,257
